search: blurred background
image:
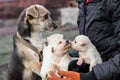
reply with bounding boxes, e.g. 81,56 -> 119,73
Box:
0,0 -> 79,79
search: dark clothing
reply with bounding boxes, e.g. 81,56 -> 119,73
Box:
77,0 -> 120,61
69,54 -> 120,80
68,60 -> 89,73
93,54 -> 120,80
68,0 -> 120,80
80,71 -> 97,80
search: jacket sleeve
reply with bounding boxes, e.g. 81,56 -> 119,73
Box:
93,54 -> 120,80
112,0 -> 120,41
102,0 -> 120,61
91,1 -> 120,80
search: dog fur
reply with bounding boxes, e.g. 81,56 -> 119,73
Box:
40,34 -> 76,80
8,4 -> 57,80
71,35 -> 102,71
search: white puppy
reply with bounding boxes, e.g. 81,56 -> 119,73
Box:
40,34 -> 76,80
72,35 -> 102,71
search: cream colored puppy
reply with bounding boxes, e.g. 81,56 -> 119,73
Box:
72,35 -> 102,71
40,34 -> 76,80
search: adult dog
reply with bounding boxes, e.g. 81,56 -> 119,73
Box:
8,4 -> 57,80
40,34 -> 76,80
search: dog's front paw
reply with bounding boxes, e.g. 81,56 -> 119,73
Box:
76,58 -> 83,65
76,61 -> 83,65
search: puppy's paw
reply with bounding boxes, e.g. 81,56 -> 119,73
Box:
77,58 -> 83,65
76,61 -> 82,65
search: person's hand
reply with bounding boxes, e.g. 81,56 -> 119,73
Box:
47,70 -> 80,80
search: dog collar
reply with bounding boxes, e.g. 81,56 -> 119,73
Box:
16,32 -> 43,61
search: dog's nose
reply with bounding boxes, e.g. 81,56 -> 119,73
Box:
52,22 -> 57,29
66,40 -> 69,44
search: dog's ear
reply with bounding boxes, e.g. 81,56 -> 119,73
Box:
51,47 -> 54,53
26,5 -> 38,19
80,43 -> 86,46
80,41 -> 86,46
17,9 -> 31,37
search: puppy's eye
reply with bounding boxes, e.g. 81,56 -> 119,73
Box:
44,14 -> 48,19
74,41 -> 77,43
58,41 -> 62,44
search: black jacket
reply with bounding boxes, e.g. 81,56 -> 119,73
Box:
76,0 -> 120,80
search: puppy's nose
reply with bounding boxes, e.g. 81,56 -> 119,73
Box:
66,40 -> 69,44
52,22 -> 57,29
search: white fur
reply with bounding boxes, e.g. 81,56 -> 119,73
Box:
40,34 -> 76,80
72,35 -> 103,71
28,32 -> 44,61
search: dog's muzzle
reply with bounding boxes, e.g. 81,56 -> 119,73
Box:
66,40 -> 70,45
52,22 -> 57,29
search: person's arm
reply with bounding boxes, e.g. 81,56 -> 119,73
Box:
112,0 -> 120,38
48,54 -> 120,80
47,70 -> 80,80
93,54 -> 120,80
93,1 -> 120,79
87,1 -> 120,79
47,70 -> 96,80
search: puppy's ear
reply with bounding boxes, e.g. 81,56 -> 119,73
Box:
81,43 -> 86,46
51,47 -> 54,53
26,6 -> 38,19
80,41 -> 86,46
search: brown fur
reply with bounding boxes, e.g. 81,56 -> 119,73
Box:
8,4 -> 57,80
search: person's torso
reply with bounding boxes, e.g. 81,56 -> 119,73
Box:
77,0 -> 120,61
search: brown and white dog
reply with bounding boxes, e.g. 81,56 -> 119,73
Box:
8,4 -> 57,80
71,35 -> 102,71
40,34 -> 76,80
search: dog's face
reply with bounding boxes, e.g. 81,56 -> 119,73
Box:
72,35 -> 91,52
47,34 -> 71,56
18,4 -> 57,37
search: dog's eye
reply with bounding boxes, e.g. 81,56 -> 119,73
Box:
58,41 -> 62,44
27,14 -> 34,19
44,14 -> 48,19
74,41 -> 77,43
